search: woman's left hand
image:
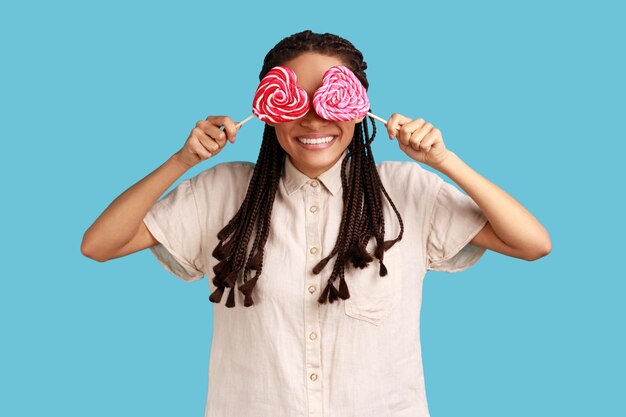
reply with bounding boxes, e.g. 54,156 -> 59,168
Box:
386,113 -> 452,169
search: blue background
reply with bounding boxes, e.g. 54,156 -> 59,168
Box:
2,0 -> 624,416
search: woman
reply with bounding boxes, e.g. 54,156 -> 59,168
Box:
81,30 -> 551,417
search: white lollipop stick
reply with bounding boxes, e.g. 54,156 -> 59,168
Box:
234,112 -> 399,130
235,114 -> 255,129
367,112 -> 400,130
367,112 -> 387,124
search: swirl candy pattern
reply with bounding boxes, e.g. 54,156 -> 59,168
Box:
252,66 -> 310,123
313,65 -> 370,121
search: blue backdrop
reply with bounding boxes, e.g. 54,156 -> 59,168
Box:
1,0 -> 623,416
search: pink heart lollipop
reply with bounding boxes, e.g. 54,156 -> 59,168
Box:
313,65 -> 370,121
252,66 -> 310,123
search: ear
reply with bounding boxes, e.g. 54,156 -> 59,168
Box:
355,116 -> 365,124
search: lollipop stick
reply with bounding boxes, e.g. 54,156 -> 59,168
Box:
236,112 -> 398,130
235,114 -> 255,129
367,112 -> 387,124
367,112 -> 400,130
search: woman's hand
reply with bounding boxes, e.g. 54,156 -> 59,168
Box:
174,115 -> 240,169
386,113 -> 452,169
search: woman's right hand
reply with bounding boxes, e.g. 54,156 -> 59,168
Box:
174,115 -> 240,168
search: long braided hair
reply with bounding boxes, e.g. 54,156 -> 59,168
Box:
208,30 -> 404,308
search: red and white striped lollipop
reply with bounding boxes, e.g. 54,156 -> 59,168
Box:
252,66 -> 310,123
313,65 -> 370,121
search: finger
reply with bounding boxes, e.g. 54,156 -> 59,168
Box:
408,130 -> 422,151
387,113 -> 413,139
399,117 -> 425,147
196,120 -> 213,135
195,122 -> 223,147
201,117 -> 229,147
191,126 -> 211,143
206,123 -> 228,147
220,116 -> 239,144
419,132 -> 438,153
192,125 -> 224,150
398,117 -> 427,145
191,141 -> 213,160
198,135 -> 221,153
407,121 -> 432,149
418,121 -> 433,139
210,115 -> 237,144
387,113 -> 409,139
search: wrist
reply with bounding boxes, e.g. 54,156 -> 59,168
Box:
431,150 -> 457,172
170,152 -> 194,172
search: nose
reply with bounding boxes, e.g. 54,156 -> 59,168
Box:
299,105 -> 330,128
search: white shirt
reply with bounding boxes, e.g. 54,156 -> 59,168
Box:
143,149 -> 488,417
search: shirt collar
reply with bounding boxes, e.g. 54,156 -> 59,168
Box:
282,150 -> 348,196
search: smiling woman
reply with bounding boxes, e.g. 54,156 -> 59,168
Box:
203,36 -> 406,310
81,29 -> 550,417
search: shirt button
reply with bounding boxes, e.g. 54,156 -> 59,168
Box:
310,205 -> 318,213
310,247 -> 318,254
310,373 -> 318,381
311,180 -> 319,187
309,332 -> 317,340
308,285 -> 316,293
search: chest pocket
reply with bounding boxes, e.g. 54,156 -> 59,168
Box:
344,243 -> 404,325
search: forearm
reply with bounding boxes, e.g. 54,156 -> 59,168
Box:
435,151 -> 551,254
81,153 -> 191,258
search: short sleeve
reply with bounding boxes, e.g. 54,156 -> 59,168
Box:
426,179 -> 489,272
143,177 -> 205,282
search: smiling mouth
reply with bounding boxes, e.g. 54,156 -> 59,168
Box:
296,135 -> 337,145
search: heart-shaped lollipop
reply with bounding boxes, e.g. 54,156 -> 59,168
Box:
313,65 -> 370,121
236,65 -> 392,130
252,66 -> 310,123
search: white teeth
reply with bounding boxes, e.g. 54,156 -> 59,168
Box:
297,136 -> 335,144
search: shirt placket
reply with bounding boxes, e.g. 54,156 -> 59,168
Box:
303,179 -> 323,417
